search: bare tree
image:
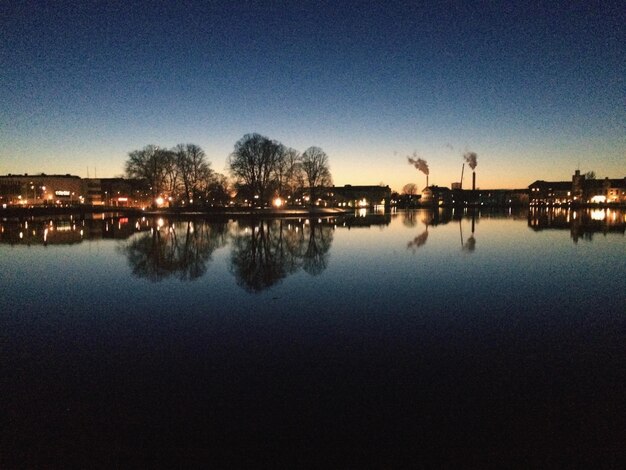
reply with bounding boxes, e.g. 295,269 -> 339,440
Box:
274,146 -> 303,202
174,143 -> 212,205
205,172 -> 230,206
402,183 -> 418,195
301,146 -> 332,205
162,150 -> 179,199
125,145 -> 173,206
228,133 -> 283,206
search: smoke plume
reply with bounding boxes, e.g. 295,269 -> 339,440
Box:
463,151 -> 477,170
407,152 -> 429,175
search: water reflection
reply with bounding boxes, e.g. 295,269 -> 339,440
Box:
2,209 -> 625,465
528,207 -> 626,242
459,215 -> 477,252
230,218 -> 334,292
407,210 -> 480,253
402,210 -> 418,228
463,233 -> 476,252
119,220 -> 228,282
407,227 -> 429,251
302,220 -> 333,275
343,212 -> 391,228
0,216 -> 149,246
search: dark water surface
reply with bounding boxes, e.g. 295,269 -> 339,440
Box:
1,209 -> 625,466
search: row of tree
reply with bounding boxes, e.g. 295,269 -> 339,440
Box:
228,133 -> 332,205
125,144 -> 229,207
124,133 -> 332,207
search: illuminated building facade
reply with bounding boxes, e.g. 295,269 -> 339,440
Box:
530,171 -> 626,206
325,185 -> 392,208
420,186 -> 453,206
528,181 -> 572,206
99,178 -> 151,208
0,174 -> 85,206
0,174 -> 157,208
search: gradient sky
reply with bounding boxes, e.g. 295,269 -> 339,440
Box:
1,1 -> 624,191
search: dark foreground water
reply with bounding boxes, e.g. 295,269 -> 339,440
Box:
1,208 -> 625,466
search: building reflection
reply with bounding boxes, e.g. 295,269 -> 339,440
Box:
406,209 -> 481,253
528,207 -> 626,242
460,214 -> 477,252
344,211 -> 391,228
0,214 -> 152,246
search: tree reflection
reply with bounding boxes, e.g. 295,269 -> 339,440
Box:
303,221 -> 333,276
230,220 -> 290,292
120,219 -> 228,282
230,219 -> 333,292
402,210 -> 418,228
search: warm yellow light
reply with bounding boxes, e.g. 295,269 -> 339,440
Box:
155,196 -> 165,206
273,197 -> 283,208
591,209 -> 605,221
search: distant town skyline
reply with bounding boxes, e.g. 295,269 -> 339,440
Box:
2,1 -> 624,192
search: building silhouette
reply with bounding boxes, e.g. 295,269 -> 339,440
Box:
530,170 -> 626,206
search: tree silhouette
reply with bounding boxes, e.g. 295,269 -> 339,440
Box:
402,183 -> 417,195
301,147 -> 332,205
125,145 -> 176,206
174,144 -> 212,206
228,134 -> 283,206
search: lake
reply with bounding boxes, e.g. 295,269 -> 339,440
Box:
1,208 -> 625,466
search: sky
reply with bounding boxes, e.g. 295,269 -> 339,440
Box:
1,0 -> 624,191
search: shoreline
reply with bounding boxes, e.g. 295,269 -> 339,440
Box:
1,203 -> 624,221
0,205 -> 352,221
